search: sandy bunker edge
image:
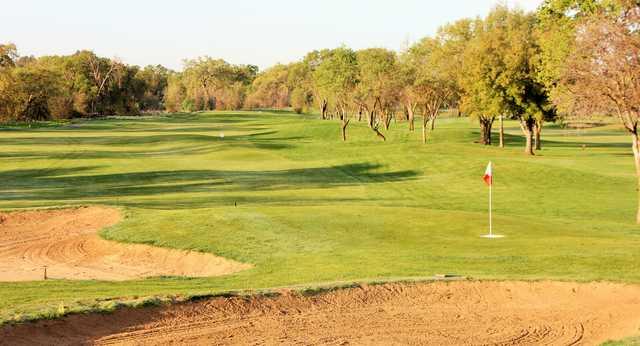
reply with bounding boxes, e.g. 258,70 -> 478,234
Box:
0,205 -> 251,282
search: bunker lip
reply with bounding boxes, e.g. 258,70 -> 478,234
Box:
2,281 -> 640,345
0,206 -> 251,282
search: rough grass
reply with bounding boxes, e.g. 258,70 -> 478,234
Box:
0,111 -> 638,325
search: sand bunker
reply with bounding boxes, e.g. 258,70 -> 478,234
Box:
0,206 -> 250,281
2,281 -> 640,345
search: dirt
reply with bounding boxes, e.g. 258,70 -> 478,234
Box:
0,206 -> 250,281
2,281 -> 639,345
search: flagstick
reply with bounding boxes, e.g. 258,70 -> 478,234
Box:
482,162 -> 503,239
489,179 -> 492,237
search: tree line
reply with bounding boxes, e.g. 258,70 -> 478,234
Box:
1,1 -> 639,219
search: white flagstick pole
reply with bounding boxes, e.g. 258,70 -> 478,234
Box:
489,170 -> 493,237
482,162 -> 502,239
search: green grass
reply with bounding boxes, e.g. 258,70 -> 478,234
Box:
0,111 -> 638,324
602,337 -> 640,346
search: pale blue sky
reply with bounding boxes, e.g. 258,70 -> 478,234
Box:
2,0 -> 542,71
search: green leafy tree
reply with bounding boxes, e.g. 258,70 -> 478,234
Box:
289,87 -> 309,113
246,64 -> 291,109
534,0 -> 613,148
312,47 -> 359,141
286,62 -> 314,113
181,57 -> 257,111
136,65 -> 170,111
355,48 -> 401,138
406,36 -> 458,143
461,6 -> 552,153
535,0 -> 610,91
164,73 -> 186,112
0,65 -> 62,122
302,49 -> 333,119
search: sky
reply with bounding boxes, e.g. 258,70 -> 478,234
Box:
2,0 -> 543,71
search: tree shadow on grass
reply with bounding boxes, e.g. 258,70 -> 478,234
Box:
0,112 -> 274,133
473,131 -> 630,149
0,163 -> 419,209
0,131 -> 303,160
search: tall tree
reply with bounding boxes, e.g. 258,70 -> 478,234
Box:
461,6 -> 552,153
397,56 -> 419,132
312,47 -> 359,141
405,37 -> 457,143
287,61 -> 314,113
355,48 -> 401,138
557,1 -> 640,222
535,0 -> 608,94
302,50 -> 333,120
535,0 -> 609,148
246,64 -> 292,109
136,65 -> 170,111
164,72 -> 186,112
180,57 -> 257,111
0,64 -> 62,122
434,18 -> 476,124
85,53 -> 119,114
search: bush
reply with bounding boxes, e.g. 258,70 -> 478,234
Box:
181,99 -> 195,112
290,87 -> 308,114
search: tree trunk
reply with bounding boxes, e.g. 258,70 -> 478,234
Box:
341,119 -> 349,141
384,111 -> 392,130
632,133 -> 640,223
373,126 -> 386,141
519,119 -> 535,155
320,100 -> 328,120
480,118 -> 493,145
408,106 -> 415,132
339,107 -> 350,141
422,118 -> 428,144
534,122 -> 542,150
525,131 -> 534,155
431,115 -> 436,130
499,115 -> 504,148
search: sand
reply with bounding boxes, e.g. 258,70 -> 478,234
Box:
0,206 -> 250,281
2,281 -> 640,345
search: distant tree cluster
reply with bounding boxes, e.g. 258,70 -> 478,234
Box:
165,58 -> 257,113
0,48 -> 169,121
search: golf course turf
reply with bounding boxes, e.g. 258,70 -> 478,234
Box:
0,110 -> 638,327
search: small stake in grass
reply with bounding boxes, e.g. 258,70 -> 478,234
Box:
482,162 -> 504,239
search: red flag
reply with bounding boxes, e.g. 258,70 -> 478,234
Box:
483,162 -> 492,186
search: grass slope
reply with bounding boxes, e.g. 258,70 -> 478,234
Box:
0,111 -> 638,324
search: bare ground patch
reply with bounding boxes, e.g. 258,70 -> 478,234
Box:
2,281 -> 640,345
0,206 -> 250,281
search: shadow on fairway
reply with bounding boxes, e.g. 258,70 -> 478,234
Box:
473,131 -> 630,149
0,112 -> 273,133
0,131 -> 304,160
0,163 -> 419,209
